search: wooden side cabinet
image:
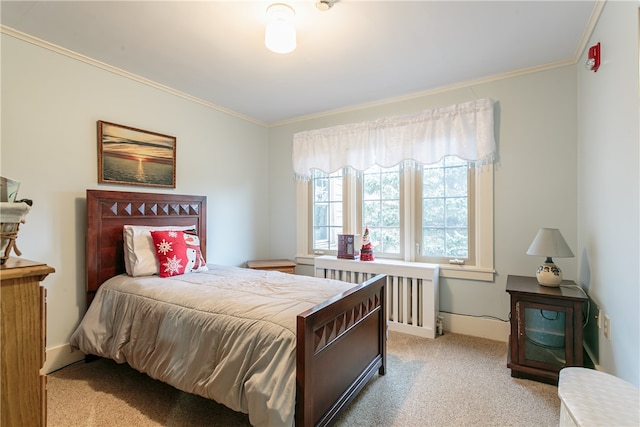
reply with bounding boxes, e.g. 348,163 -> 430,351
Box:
506,275 -> 587,385
247,259 -> 296,274
1,258 -> 55,427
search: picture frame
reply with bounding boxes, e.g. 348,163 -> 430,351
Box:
98,120 -> 176,188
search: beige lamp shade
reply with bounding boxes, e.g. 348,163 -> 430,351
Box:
527,228 -> 574,287
527,228 -> 574,258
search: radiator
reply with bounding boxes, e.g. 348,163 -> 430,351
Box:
314,255 -> 440,339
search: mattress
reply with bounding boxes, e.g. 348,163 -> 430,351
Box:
70,265 -> 355,427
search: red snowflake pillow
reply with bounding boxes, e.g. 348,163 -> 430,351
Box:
149,229 -> 208,277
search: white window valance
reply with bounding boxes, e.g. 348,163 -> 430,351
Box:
292,98 -> 496,179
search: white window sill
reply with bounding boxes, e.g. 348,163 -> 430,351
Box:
296,255 -> 495,282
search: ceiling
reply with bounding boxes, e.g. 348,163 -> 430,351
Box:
1,1 -> 599,126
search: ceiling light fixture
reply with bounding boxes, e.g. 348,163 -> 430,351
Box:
316,0 -> 337,12
265,3 -> 296,54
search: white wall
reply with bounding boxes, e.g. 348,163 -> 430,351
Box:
1,34 -> 270,368
269,65 -> 578,332
577,0 -> 640,386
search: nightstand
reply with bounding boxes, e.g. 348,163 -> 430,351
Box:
247,259 -> 296,274
506,275 -> 588,384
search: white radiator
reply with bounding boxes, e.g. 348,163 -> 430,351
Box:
314,255 -> 440,339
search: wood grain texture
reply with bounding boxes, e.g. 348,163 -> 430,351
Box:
86,189 -> 386,426
247,259 -> 296,274
86,190 -> 206,306
1,258 -> 54,427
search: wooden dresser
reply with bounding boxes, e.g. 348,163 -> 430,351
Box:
1,258 -> 54,427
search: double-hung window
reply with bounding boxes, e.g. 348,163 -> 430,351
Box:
294,99 -> 496,281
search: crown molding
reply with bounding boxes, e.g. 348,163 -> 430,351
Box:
1,25 -> 267,127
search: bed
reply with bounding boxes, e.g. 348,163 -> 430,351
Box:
71,189 -> 387,427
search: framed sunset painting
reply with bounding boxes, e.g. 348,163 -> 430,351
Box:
98,121 -> 176,188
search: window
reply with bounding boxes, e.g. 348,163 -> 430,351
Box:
293,99 -> 496,280
298,158 -> 494,281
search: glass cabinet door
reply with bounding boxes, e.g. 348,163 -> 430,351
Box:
517,301 -> 573,371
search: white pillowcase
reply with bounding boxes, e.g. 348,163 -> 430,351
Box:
123,224 -> 197,276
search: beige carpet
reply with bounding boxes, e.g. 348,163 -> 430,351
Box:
48,331 -> 560,426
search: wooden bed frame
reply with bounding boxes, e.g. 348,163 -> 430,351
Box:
85,189 -> 387,427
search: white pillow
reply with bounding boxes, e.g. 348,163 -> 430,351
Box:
123,224 -> 197,276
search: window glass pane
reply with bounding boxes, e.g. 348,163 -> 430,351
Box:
445,162 -> 467,197
381,169 -> 399,199
314,177 -> 328,202
376,227 -> 400,254
423,198 -> 445,227
363,200 -> 381,225
312,169 -> 343,251
328,226 -> 341,251
382,200 -> 399,226
446,197 -> 467,227
446,228 -> 468,257
314,226 -> 329,249
362,164 -> 400,255
314,203 -> 328,226
423,167 -> 444,197
423,228 -> 445,256
363,167 -> 381,200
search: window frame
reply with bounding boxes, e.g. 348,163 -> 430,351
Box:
296,162 -> 494,281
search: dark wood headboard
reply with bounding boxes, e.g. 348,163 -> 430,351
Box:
86,189 -> 207,305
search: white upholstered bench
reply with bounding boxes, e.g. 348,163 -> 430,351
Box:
558,367 -> 639,427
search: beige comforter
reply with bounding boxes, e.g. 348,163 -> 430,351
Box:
70,265 -> 355,427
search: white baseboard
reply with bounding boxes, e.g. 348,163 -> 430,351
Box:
440,312 -> 510,342
389,322 -> 436,339
44,343 -> 85,374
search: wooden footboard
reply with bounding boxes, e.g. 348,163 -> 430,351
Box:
296,274 -> 387,426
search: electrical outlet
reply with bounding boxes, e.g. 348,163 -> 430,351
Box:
604,315 -> 611,340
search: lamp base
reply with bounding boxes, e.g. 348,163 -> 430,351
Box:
536,262 -> 562,287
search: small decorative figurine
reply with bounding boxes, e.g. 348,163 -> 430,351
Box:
359,227 -> 375,261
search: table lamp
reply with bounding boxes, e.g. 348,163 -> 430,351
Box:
526,228 -> 574,287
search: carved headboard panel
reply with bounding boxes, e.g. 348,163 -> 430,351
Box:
86,189 -> 206,305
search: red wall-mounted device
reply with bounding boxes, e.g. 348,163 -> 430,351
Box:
587,42 -> 601,72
